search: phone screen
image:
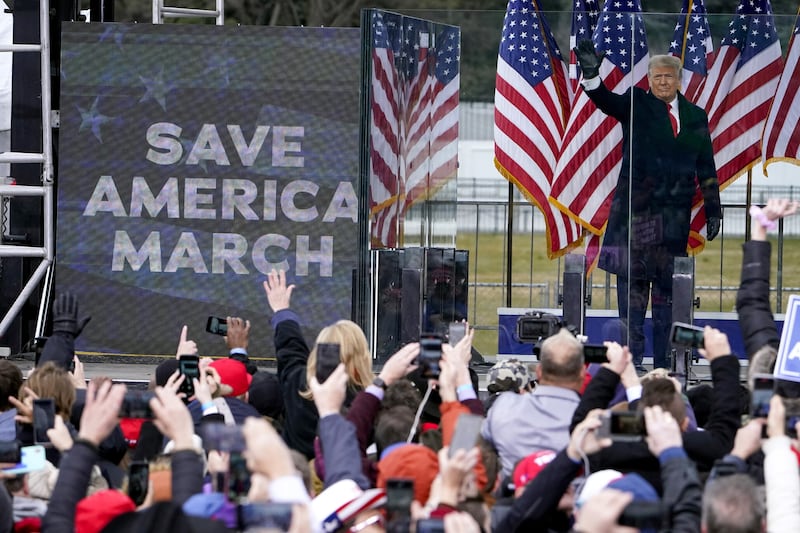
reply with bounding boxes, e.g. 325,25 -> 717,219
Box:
582,344 -> 609,364
610,412 -> 645,441
418,335 -> 443,379
750,374 -> 775,418
206,316 -> 228,336
385,478 -> 414,515
670,322 -> 705,348
227,452 -> 251,503
316,343 -> 341,384
448,322 -> 466,346
127,461 -> 149,506
32,399 -> 55,445
178,355 -> 200,397
449,414 -> 483,457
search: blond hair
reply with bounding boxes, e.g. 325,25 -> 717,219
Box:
301,320 -> 373,400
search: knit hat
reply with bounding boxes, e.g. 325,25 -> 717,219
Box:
154,360 -> 180,387
513,450 -> 557,489
377,444 -> 439,505
248,371 -> 284,419
487,358 -> 532,393
310,479 -> 386,532
210,359 -> 252,397
75,489 -> 136,533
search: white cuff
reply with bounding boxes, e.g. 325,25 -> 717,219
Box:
269,475 -> 311,504
625,385 -> 642,403
581,76 -> 601,90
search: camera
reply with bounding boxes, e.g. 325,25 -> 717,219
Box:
516,311 -> 561,343
598,411 -> 646,442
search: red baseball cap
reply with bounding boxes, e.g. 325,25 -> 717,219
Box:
513,450 -> 557,489
210,358 -> 252,397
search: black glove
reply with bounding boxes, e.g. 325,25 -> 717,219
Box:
706,216 -> 721,241
51,292 -> 91,337
572,39 -> 605,79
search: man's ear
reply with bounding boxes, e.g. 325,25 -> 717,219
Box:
535,365 -> 543,381
680,417 -> 690,432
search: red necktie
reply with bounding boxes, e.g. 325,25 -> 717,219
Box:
667,103 -> 678,137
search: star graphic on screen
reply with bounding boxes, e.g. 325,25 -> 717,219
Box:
139,67 -> 176,111
77,97 -> 114,142
97,24 -> 132,48
204,53 -> 236,87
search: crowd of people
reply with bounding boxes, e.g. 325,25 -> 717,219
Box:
0,199 -> 795,532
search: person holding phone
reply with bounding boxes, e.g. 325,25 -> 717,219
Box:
263,269 -> 375,459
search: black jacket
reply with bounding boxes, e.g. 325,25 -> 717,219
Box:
586,83 -> 721,281
273,311 -> 319,459
570,358 -> 741,489
736,240 -> 780,358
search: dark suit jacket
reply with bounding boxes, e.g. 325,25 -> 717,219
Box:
585,83 -> 722,281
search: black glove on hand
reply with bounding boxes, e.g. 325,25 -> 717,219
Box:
573,39 -> 605,79
52,292 -> 91,337
706,216 -> 721,241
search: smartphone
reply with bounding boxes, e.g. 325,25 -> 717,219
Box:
206,316 -> 228,336
448,322 -> 466,346
240,502 -> 293,530
418,334 -> 443,379
32,399 -> 55,446
119,391 -> 156,419
227,452 -> 251,503
2,445 -> 46,476
669,322 -> 705,349
449,414 -> 483,457
200,422 -> 246,453
582,344 -> 608,364
0,441 -> 21,464
127,460 -> 149,506
750,374 -> 775,418
416,519 -> 445,533
316,343 -> 341,384
178,354 -> 200,397
598,411 -> 646,442
385,478 -> 414,516
619,501 -> 663,528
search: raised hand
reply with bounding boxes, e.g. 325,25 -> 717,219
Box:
225,316 -> 251,352
573,39 -> 606,79
175,325 -> 198,359
263,269 -> 295,313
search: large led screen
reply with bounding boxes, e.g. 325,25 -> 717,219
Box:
56,22 -> 361,356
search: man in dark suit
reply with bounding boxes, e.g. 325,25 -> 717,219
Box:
574,40 -> 722,371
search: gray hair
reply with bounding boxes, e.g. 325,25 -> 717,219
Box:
648,54 -> 682,76
702,474 -> 765,533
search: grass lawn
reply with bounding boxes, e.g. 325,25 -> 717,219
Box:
456,232 -> 800,356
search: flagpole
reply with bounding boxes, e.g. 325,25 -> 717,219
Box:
506,182 -> 514,307
679,0 -> 694,60
745,168 -> 752,242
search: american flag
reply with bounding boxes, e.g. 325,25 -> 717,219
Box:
368,14 -> 460,248
403,24 -> 460,209
669,0 -> 714,103
569,0 -> 600,96
668,0 -> 716,252
762,11 -> 800,174
494,0 -> 582,258
696,0 -> 782,191
550,0 -> 650,239
369,11 -> 404,247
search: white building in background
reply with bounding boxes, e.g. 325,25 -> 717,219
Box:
456,102 -> 800,236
